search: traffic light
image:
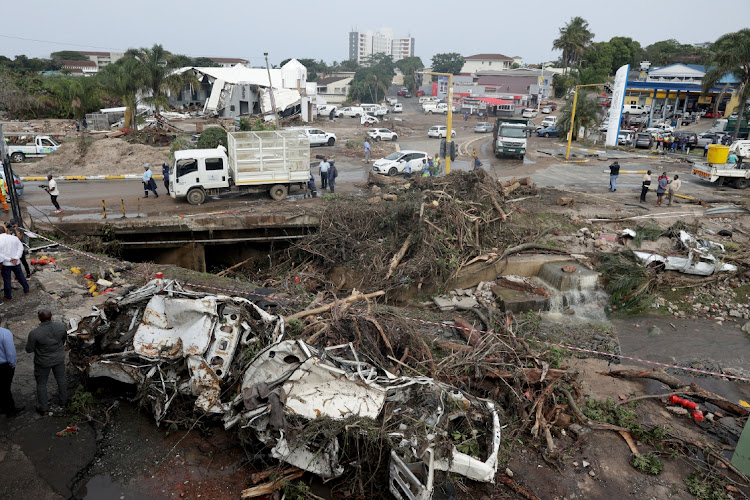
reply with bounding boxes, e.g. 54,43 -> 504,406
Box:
450,142 -> 457,161
440,138 -> 446,158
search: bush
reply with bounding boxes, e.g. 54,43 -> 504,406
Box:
196,127 -> 227,149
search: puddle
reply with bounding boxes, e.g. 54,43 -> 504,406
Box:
79,474 -> 150,500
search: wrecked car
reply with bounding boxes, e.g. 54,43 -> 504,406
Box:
68,280 -> 501,498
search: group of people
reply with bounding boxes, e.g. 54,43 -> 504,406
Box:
309,157 -> 338,197
0,309 -> 68,417
610,162 -> 681,206
141,162 -> 171,198
653,133 -> 690,153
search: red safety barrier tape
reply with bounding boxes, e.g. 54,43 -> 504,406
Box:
30,230 -> 750,383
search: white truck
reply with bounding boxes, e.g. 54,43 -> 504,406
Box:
692,141 -> 750,189
7,135 -> 61,162
286,127 -> 336,147
170,130 -> 311,204
423,102 -> 448,115
493,119 -> 530,159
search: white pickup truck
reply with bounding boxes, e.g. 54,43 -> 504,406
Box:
287,127 -> 337,147
692,140 -> 750,189
423,102 -> 448,115
6,135 -> 61,162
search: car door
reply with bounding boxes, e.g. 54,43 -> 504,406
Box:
309,129 -> 325,146
201,157 -> 227,189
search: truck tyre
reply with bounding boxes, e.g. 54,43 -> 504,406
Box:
10,152 -> 24,163
735,178 -> 749,189
388,167 -> 398,176
269,184 -> 288,201
327,137 -> 335,146
186,188 -> 206,205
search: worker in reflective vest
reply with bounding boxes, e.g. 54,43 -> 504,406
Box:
0,180 -> 8,212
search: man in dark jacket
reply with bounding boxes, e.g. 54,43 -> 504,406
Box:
162,162 -> 170,195
609,161 -> 620,192
26,309 -> 67,415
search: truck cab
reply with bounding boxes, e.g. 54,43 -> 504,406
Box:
493,118 -> 532,159
7,135 -> 61,162
171,149 -> 229,205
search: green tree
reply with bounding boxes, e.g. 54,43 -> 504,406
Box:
702,29 -> 750,139
337,59 -> 360,72
557,90 -> 604,140
585,42 -> 615,75
193,57 -> 220,67
98,57 -> 146,129
51,51 -> 90,61
43,76 -> 102,119
124,44 -> 198,113
396,56 -> 423,93
196,126 -> 227,148
553,17 -> 595,73
431,53 -> 464,76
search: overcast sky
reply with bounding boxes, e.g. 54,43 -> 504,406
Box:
2,0 -> 749,67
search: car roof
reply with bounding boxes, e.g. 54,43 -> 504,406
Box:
398,150 -> 427,155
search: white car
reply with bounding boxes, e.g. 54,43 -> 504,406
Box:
541,106 -> 552,114
374,105 -> 388,116
540,116 -> 557,128
336,106 -> 364,118
392,103 -> 403,113
386,97 -> 398,106
368,128 -> 398,142
287,127 -> 337,146
428,125 -> 456,138
372,150 -> 428,176
521,108 -> 538,118
361,114 -> 379,126
317,105 -> 337,116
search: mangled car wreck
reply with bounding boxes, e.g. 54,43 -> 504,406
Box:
68,280 -> 501,499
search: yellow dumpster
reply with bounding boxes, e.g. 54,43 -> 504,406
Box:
707,144 -> 730,164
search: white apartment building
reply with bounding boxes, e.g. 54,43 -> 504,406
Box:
78,51 -> 125,70
348,28 -> 414,63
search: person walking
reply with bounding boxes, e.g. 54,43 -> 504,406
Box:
667,175 -> 681,206
473,156 -> 483,171
329,108 -> 335,121
318,157 -> 330,191
0,315 -> 23,417
609,161 -> 620,192
656,172 -> 668,206
403,158 -> 413,180
82,118 -> 88,132
161,163 -> 170,195
640,170 -> 652,203
142,164 -> 158,198
0,225 -> 29,302
364,140 -> 371,164
26,309 -> 68,415
43,175 -> 61,213
327,161 -> 337,193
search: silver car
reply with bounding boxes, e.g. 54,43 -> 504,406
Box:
474,122 -> 494,133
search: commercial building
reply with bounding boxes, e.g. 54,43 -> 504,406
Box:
348,28 -> 414,63
77,51 -> 125,70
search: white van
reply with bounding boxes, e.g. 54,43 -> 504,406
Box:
336,106 -> 364,118
623,104 -> 646,115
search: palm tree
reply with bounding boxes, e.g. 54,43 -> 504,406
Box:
553,17 -> 595,74
98,58 -> 146,129
702,29 -> 750,139
557,92 -> 604,140
125,44 -> 198,114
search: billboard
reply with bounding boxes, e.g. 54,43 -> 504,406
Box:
605,64 -> 630,147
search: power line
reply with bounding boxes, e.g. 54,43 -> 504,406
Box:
0,34 -> 125,52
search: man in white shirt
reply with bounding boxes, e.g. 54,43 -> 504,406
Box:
667,175 -> 681,207
44,175 -> 61,213
318,157 -> 330,191
217,140 -> 227,156
0,226 -> 29,301
403,159 -> 412,179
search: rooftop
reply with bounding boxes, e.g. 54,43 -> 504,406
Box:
60,60 -> 98,68
465,53 -> 512,61
209,57 -> 249,64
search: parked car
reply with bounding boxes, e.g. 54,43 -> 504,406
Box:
634,132 -> 653,148
386,97 -> 398,106
287,127 -> 337,147
403,92 -> 412,98
336,106 -> 364,118
696,133 -> 727,147
541,106 -> 552,114
537,126 -> 560,137
397,88 -> 407,96
623,104 -> 647,115
474,122 -> 494,133
372,150 -> 428,176
0,170 -> 23,197
416,90 -> 425,96
703,110 -> 723,119
317,105 -> 337,116
544,102 -> 557,111
428,125 -> 456,138
618,131 -> 634,146
361,114 -> 379,126
673,131 -> 698,147
368,128 -> 398,142
392,103 -> 403,113
521,108 -> 538,118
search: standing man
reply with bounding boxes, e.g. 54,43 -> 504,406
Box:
704,142 -> 710,157
364,139 -> 371,164
640,170 -> 652,203
43,175 -> 62,213
403,158 -> 412,180
142,164 -> 158,198
667,175 -> 681,207
161,162 -> 170,196
26,309 -> 68,415
0,315 -> 23,417
217,140 -> 227,156
318,157 -> 330,191
608,161 -> 620,192
0,225 -> 29,302
327,161 -> 337,193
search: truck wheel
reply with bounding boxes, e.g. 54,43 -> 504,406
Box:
186,188 -> 206,205
269,184 -> 288,201
10,152 -> 24,163
388,167 -> 398,176
735,178 -> 749,189
327,137 -> 335,146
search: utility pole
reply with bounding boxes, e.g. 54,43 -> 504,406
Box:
264,52 -> 280,130
427,72 -> 455,174
0,125 -> 23,227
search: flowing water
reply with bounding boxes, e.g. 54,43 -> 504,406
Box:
535,261 -> 609,323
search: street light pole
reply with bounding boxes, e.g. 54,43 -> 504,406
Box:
264,52 -> 280,130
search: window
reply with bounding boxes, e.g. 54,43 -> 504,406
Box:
176,159 -> 198,178
40,139 -> 53,146
205,158 -> 224,171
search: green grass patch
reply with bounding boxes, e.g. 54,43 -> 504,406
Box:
631,453 -> 664,475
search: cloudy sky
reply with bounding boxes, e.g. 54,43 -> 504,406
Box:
2,0 -> 749,66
